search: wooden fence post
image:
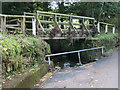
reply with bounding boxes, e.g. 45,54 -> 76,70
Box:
82,20 -> 90,36
1,16 -> 7,35
54,15 -> 63,33
36,11 -> 45,33
4,16 -> 7,34
97,22 -> 100,33
69,16 -> 77,33
32,18 -> 36,36
21,17 -> 26,35
81,19 -> 84,36
1,16 -> 3,34
105,24 -> 108,33
36,11 -> 39,31
113,26 -> 115,34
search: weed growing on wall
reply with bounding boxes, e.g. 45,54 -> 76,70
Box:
0,34 -> 51,76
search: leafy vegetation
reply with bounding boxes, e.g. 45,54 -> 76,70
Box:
0,34 -> 50,76
2,2 -> 119,25
88,33 -> 118,51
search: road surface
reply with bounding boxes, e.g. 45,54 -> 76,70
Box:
40,50 -> 118,88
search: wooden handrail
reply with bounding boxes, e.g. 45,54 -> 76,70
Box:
0,11 -> 116,36
99,22 -> 114,26
37,11 -> 95,20
0,14 -> 34,18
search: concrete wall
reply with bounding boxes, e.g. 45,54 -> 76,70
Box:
2,63 -> 49,88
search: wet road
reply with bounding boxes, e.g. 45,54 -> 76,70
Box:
41,50 -> 118,88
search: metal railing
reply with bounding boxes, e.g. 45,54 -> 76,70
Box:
45,46 -> 104,65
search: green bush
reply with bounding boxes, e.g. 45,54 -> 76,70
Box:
89,33 -> 118,52
80,33 -> 118,63
86,33 -> 117,57
0,34 -> 50,75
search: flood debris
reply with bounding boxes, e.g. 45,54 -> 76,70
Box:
64,62 -> 70,67
55,66 -> 61,71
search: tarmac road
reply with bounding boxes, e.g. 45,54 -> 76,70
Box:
41,49 -> 118,88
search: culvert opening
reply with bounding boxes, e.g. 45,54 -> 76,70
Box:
49,53 -> 79,68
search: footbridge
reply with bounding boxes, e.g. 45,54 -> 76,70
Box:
0,11 -> 116,39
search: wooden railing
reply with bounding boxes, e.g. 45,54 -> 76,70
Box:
0,11 -> 116,39
24,11 -> 97,39
0,14 -> 34,35
97,22 -> 115,34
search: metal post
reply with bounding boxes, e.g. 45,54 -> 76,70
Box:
102,47 -> 104,55
32,18 -> 36,36
78,52 -> 82,65
105,24 -> 108,33
48,56 -> 51,65
97,22 -> 100,33
113,26 -> 115,34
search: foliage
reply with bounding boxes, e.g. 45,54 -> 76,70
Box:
79,33 -> 117,63
2,2 -> 34,14
87,33 -> 118,52
52,2 -> 119,27
2,2 -> 51,15
0,34 -> 50,75
33,2 -> 51,13
2,2 -> 119,27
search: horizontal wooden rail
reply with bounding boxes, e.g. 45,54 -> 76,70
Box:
97,21 -> 115,34
99,22 -> 114,26
7,19 -> 19,23
40,20 -> 93,26
7,27 -> 21,30
0,11 -> 116,37
37,11 -> 95,20
6,24 -> 20,27
0,14 -> 34,18
24,12 -> 36,15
